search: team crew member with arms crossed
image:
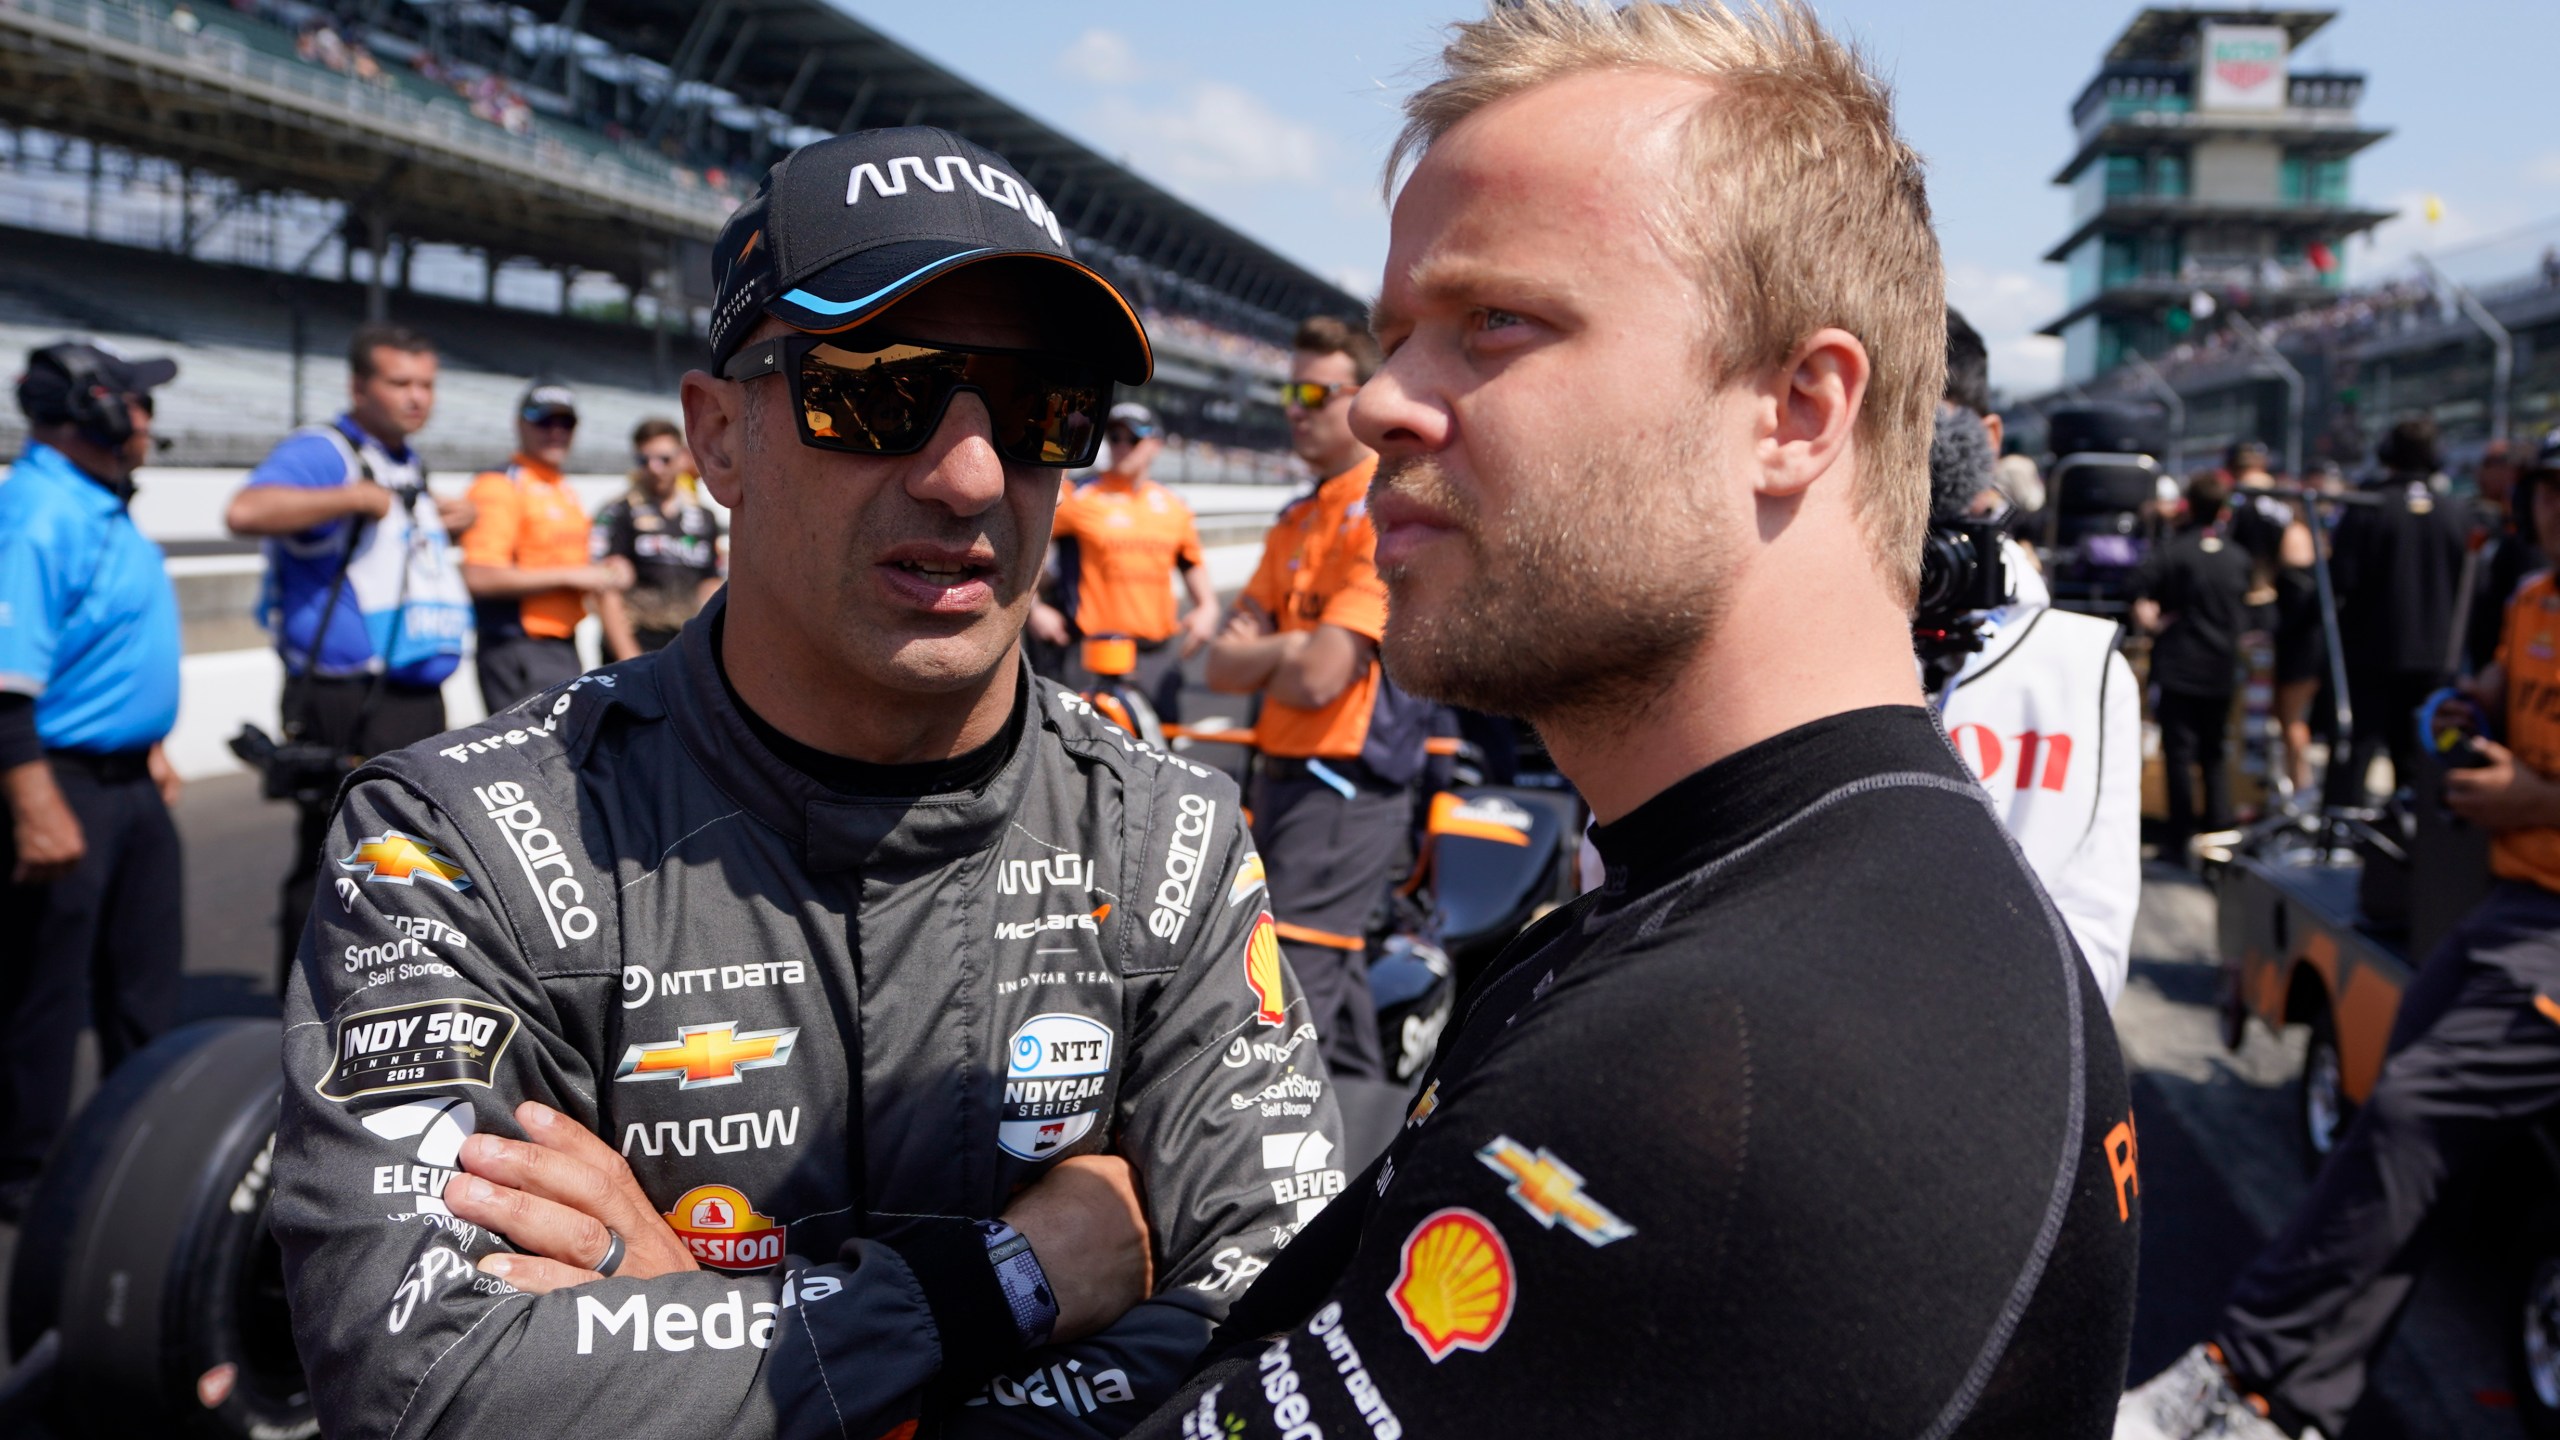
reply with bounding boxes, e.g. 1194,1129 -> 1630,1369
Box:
463,381 -> 631,710
1031,402 -> 1218,721
1136,4 -> 2137,1434
226,323 -> 475,973
593,416 -> 725,660
273,125 -> 1342,1439
0,342 -> 186,1223
1207,318 -> 1429,1084
2121,431 -> 2560,1438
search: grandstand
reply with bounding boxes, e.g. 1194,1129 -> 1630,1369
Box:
0,0 -> 1359,476
2008,226 -> 2560,474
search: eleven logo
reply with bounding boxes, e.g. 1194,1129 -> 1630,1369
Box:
1388,1207 -> 1516,1363
361,1097 -> 476,1215
1244,913 -> 1287,1027
339,832 -> 472,891
615,1023 -> 798,1090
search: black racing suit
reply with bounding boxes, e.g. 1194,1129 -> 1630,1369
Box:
1133,706 -> 2140,1438
274,597 -> 1346,1438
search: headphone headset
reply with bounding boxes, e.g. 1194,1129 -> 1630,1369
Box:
29,344 -> 136,448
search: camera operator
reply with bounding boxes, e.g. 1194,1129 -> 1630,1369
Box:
2118,428 -> 2560,1440
0,340 -> 184,1220
2325,415 -> 2469,807
225,323 -> 474,978
1931,313 -> 2141,1004
2134,472 -> 2254,866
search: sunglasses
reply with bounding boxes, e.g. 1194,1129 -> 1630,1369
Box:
722,333 -> 1109,468
524,412 -> 578,431
1281,380 -> 1356,411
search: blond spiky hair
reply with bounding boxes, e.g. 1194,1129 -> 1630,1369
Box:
1389,0 -> 1945,599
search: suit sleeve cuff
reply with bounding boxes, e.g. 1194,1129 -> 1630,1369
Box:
0,693 -> 42,771
880,1217 -> 1027,1389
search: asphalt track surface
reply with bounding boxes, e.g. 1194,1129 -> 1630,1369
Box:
0,772 -> 2540,1436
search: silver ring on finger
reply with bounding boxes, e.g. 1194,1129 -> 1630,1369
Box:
590,1227 -> 626,1277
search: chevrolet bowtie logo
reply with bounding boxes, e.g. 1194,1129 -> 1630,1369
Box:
615,1023 -> 799,1090
339,832 -> 473,891
1477,1137 -> 1636,1247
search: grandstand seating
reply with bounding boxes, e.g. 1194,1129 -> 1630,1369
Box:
0,223 -> 702,470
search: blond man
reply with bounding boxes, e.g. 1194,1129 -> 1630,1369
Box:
1133,5 -> 2137,1436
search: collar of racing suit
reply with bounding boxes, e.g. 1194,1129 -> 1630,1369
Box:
660,591 -> 1070,874
1585,703 -> 1958,900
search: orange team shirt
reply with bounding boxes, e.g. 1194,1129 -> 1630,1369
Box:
1240,457 -> 1389,760
2494,570 -> 2560,893
462,456 -> 591,640
1052,470 -> 1205,642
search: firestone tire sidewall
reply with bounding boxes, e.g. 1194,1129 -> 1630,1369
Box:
45,1018 -> 312,1439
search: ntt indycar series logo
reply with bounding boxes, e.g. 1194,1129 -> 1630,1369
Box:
998,1012 -> 1114,1161
1149,793 -> 1216,943
473,780 -> 598,949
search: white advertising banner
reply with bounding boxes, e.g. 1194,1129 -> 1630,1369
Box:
2198,23 -> 2288,112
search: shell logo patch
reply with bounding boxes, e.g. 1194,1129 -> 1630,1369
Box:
1244,912 -> 1287,1027
663,1183 -> 786,1271
1387,1207 -> 1515,1362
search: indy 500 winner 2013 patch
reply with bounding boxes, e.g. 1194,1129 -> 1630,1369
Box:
318,997 -> 520,1102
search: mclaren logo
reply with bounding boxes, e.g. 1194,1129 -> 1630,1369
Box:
615,1023 -> 798,1090
339,832 -> 472,891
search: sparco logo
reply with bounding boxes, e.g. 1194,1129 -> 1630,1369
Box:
843,155 -> 1065,246
1149,794 -> 1214,942
473,781 -> 598,948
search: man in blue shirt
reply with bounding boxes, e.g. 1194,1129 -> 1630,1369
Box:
0,340 -> 184,1219
226,323 -> 473,975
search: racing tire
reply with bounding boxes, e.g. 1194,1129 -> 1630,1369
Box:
7,1018 -> 311,1439
2297,1009 -> 2354,1172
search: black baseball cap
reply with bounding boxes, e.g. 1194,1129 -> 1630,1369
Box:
519,381 -> 579,424
708,126 -> 1150,384
17,339 -> 178,423
2529,431 -> 2560,475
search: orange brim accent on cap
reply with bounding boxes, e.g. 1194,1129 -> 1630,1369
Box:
777,250 -> 1152,385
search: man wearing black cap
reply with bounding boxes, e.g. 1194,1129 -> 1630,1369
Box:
0,340 -> 184,1219
462,380 -> 632,711
274,127 -> 1341,1439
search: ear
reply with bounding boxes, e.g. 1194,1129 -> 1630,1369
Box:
1980,410 -> 2004,457
1752,327 -> 1869,501
682,370 -> 746,511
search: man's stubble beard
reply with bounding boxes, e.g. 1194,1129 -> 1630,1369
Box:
1374,414 -> 1735,732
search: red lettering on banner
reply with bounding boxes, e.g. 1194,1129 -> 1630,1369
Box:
1953,726 -> 2073,793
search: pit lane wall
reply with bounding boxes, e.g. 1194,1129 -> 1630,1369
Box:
125,468 -> 1294,780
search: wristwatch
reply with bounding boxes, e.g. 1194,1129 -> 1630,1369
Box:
978,1220 -> 1059,1350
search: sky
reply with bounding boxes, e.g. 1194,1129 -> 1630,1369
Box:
835,0 -> 2560,398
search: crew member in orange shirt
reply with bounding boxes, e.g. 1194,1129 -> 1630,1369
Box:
460,382 -> 630,711
2125,432 -> 2560,1439
1032,402 -> 1217,720
1207,317 -> 1431,1082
